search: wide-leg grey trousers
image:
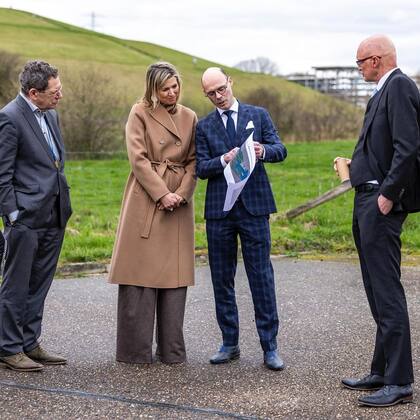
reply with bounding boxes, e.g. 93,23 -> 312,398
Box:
116,285 -> 187,364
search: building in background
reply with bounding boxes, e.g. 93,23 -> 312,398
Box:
286,66 -> 374,106
287,66 -> 420,107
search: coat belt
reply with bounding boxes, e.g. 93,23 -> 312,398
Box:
141,159 -> 185,239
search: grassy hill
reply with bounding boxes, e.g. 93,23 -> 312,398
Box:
1,8 -> 418,262
0,7 -> 362,138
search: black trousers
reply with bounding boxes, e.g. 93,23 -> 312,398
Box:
352,190 -> 413,385
0,207 -> 64,356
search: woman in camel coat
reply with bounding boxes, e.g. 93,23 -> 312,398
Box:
109,62 -> 197,364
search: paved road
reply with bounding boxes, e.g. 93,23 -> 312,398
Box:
0,259 -> 419,419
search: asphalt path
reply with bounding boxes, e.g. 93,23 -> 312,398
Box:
0,259 -> 418,419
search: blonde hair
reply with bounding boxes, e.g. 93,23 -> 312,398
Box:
142,62 -> 181,109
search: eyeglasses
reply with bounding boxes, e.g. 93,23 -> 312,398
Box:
356,55 -> 381,66
38,87 -> 63,98
204,81 -> 229,98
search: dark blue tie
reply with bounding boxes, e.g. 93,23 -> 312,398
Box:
223,110 -> 236,146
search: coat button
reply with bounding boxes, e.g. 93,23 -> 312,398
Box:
159,140 -> 165,144
175,141 -> 181,146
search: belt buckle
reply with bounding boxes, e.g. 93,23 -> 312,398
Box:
357,183 -> 377,193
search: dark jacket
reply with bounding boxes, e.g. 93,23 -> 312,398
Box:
0,95 -> 72,228
351,69 -> 420,212
195,102 -> 287,219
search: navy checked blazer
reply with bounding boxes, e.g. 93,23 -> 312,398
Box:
196,102 -> 287,220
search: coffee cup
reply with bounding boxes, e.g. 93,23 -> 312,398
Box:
335,157 -> 350,182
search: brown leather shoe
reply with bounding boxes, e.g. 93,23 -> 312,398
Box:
0,352 -> 44,372
26,345 -> 67,365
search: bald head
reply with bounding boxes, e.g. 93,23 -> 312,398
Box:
357,35 -> 397,81
201,67 -> 235,110
201,67 -> 227,87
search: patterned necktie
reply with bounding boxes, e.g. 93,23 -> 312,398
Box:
223,110 -> 236,146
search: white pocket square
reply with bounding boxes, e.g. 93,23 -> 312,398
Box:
246,120 -> 254,129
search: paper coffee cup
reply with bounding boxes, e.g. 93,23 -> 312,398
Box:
336,158 -> 350,182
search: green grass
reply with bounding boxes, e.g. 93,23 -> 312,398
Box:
60,160 -> 128,262
61,141 -> 420,264
0,7 -> 361,121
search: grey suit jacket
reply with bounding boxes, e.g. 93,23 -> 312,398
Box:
0,94 -> 72,228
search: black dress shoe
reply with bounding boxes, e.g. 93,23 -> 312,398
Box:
209,345 -> 240,364
264,350 -> 285,371
358,384 -> 413,407
342,374 -> 384,390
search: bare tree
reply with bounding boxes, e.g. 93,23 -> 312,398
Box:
235,58 -> 258,73
0,50 -> 21,107
234,56 -> 279,76
256,57 -> 279,75
59,66 -> 129,157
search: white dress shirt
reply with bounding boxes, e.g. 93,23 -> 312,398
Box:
218,99 -> 264,167
218,99 -> 239,130
376,67 -> 399,92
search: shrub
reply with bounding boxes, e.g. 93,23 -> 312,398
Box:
59,66 -> 130,158
0,50 -> 21,107
243,87 -> 362,142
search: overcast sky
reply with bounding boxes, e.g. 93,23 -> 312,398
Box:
1,0 -> 420,75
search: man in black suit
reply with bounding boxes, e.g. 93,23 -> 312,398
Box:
0,61 -> 72,371
336,35 -> 419,407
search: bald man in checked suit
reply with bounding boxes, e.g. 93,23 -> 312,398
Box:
195,67 -> 287,370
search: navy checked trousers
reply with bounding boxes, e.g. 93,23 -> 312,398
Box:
206,201 -> 279,352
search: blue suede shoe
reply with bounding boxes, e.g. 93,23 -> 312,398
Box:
264,350 -> 285,371
209,345 -> 240,364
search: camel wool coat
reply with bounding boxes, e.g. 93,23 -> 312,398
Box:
108,102 -> 197,288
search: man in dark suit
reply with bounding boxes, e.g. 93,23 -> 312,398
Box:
0,61 -> 72,372
337,35 -> 419,407
195,67 -> 287,370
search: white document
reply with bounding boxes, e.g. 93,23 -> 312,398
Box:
223,130 -> 256,212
